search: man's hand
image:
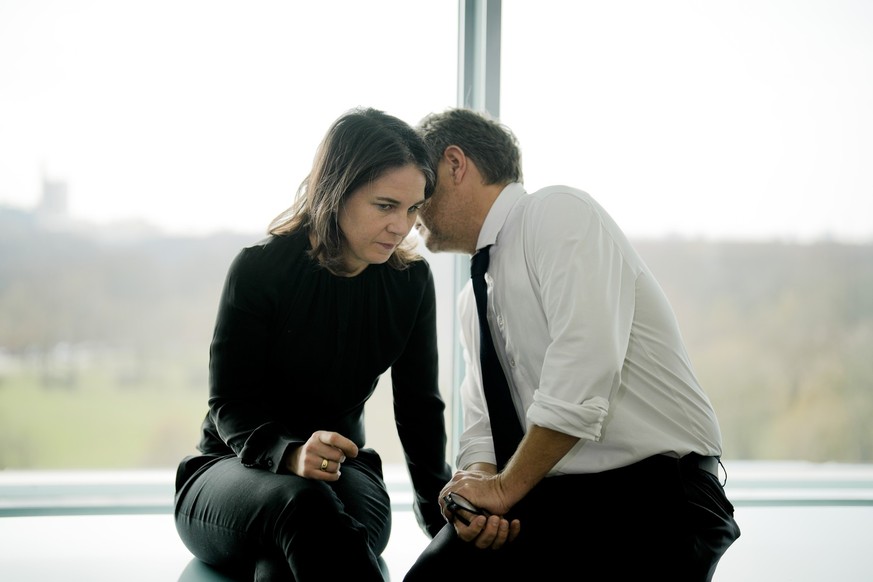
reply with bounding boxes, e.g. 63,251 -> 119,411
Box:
449,510 -> 520,550
439,467 -> 521,549
441,467 -> 514,516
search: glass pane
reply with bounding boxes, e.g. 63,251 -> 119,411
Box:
501,0 -> 873,462
0,0 -> 459,469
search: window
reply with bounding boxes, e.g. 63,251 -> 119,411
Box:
1,3 -> 871,580
0,0 -> 458,470
0,0 -> 871,473
499,0 -> 873,463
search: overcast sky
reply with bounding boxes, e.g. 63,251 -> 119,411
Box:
1,0 -> 870,243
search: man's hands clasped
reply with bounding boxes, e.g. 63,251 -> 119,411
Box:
439,468 -> 521,550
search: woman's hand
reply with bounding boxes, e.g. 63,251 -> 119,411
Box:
285,430 -> 359,480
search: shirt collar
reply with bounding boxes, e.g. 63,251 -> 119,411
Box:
476,182 -> 526,252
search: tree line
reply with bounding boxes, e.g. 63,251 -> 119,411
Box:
1,206 -> 871,467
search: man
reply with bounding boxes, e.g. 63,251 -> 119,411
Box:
405,108 -> 740,581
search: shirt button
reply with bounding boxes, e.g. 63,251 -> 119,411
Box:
497,314 -> 505,329
267,459 -> 274,467
509,358 -> 517,367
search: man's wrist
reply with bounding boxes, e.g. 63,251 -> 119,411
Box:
464,461 -> 498,474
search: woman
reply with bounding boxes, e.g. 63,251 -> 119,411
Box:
174,107 -> 452,581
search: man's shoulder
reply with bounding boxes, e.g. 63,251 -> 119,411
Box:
520,185 -> 599,217
528,184 -> 592,202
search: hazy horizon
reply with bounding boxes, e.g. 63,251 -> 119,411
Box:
1,0 -> 871,244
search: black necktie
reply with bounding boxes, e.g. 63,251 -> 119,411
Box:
470,246 -> 524,470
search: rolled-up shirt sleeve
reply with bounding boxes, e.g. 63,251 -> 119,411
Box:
527,392 -> 609,441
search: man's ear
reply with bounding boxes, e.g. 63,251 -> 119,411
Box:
443,145 -> 467,183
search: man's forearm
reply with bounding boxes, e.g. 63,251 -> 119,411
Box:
498,425 -> 580,507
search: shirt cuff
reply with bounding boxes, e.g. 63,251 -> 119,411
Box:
527,391 -> 609,441
456,436 -> 497,471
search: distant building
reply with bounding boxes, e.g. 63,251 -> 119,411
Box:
35,170 -> 70,230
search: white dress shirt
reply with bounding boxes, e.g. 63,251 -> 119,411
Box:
456,183 -> 723,474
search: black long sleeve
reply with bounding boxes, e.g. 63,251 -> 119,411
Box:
194,231 -> 451,528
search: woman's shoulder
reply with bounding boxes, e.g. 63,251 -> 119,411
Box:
238,230 -> 306,260
227,231 -> 309,279
377,256 -> 435,306
390,254 -> 433,283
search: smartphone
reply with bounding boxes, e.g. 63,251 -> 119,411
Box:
443,491 -> 490,526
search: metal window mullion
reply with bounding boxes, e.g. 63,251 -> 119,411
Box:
451,0 -> 502,462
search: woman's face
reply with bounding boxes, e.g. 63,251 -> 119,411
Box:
337,164 -> 427,276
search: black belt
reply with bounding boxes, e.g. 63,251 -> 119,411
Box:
677,452 -> 719,477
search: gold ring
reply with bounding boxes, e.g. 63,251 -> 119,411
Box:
320,458 -> 329,471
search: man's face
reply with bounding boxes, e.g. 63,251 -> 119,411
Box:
415,161 -> 467,254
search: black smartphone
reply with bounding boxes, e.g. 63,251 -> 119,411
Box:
442,491 -> 490,526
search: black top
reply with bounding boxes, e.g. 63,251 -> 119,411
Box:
190,229 -> 451,536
